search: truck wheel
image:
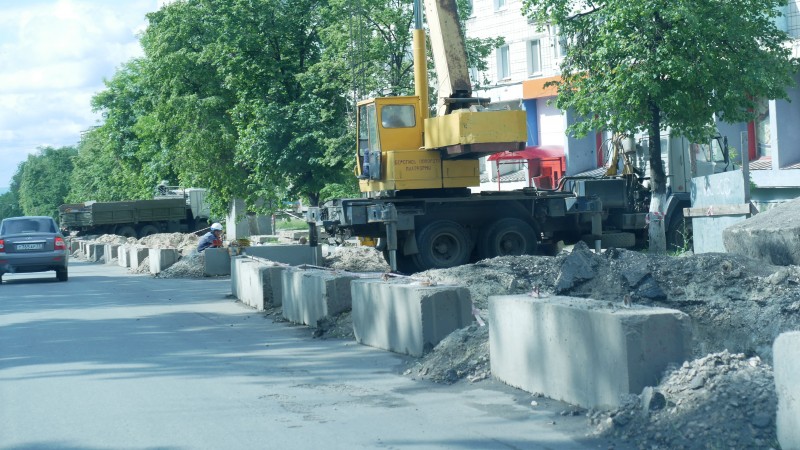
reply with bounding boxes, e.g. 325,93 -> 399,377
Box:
666,214 -> 692,253
478,218 -> 538,259
138,224 -> 160,237
115,225 -> 137,238
412,220 -> 472,270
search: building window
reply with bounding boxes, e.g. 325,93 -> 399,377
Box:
527,40 -> 542,75
497,45 -> 510,80
494,0 -> 506,11
755,98 -> 771,158
554,34 -> 567,59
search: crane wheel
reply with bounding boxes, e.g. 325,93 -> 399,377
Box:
411,220 -> 472,270
478,218 -> 538,259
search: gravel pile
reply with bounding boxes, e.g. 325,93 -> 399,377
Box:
323,245 -> 389,272
138,233 -> 198,255
157,252 -> 207,279
404,324 -> 490,384
131,256 -> 150,274
589,351 -> 778,449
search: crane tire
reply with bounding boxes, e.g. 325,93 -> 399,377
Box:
411,220 -> 472,270
478,218 -> 538,259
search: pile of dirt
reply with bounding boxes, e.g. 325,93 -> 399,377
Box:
95,234 -> 136,245
588,351 -> 777,449
157,252 -> 206,279
404,324 -> 490,384
138,233 -> 199,255
323,246 -> 389,272
131,256 -> 150,274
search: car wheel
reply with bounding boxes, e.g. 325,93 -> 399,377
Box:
0,272 -> 3,284
56,268 -> 68,282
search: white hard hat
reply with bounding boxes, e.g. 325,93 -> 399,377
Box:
210,222 -> 223,231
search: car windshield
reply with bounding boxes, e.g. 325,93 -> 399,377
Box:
0,218 -> 57,235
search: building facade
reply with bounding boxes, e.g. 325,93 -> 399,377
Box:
466,0 -> 800,206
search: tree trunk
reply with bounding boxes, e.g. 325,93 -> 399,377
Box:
647,101 -> 667,253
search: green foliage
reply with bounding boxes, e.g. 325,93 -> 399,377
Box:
17,146 -> 77,218
522,0 -> 798,143
275,218 -> 309,231
0,168 -> 24,221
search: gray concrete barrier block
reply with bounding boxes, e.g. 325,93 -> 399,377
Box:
68,240 -> 80,253
774,331 -> 800,450
129,246 -> 148,271
489,295 -> 692,409
723,197 -> 800,266
235,261 -> 286,310
230,256 -> 246,298
204,247 -> 231,276
104,244 -> 120,264
244,244 -> 322,266
282,268 -> 356,326
118,245 -> 130,268
149,248 -> 180,275
87,243 -> 105,263
351,279 -> 473,357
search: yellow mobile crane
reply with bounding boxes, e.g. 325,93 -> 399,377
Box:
308,0 -> 602,272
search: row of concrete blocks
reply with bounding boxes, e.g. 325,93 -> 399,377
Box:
231,255 -> 800,445
71,240 -> 181,275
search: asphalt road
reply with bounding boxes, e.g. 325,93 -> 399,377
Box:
0,261 -> 618,450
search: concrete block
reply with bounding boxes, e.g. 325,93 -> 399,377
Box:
236,261 -> 286,310
118,245 -> 130,268
489,295 -> 691,409
282,268 -> 356,326
104,244 -> 120,264
87,243 -> 105,263
129,246 -> 149,271
149,248 -> 180,275
244,244 -> 322,266
204,247 -> 231,276
774,331 -> 800,450
231,257 -> 254,299
68,240 -> 80,253
351,279 -> 473,357
723,196 -> 800,265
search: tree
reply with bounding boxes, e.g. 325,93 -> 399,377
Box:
17,146 -> 77,218
0,168 -> 24,221
523,0 -> 798,252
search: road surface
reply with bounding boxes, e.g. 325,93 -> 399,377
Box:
0,261 -> 619,449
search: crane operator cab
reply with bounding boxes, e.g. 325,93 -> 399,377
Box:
356,96 -> 490,193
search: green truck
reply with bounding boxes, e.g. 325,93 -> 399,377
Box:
58,188 -> 210,238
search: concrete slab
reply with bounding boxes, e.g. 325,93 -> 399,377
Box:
129,246 -> 149,271
230,256 -> 243,298
245,244 -> 322,266
68,240 -> 80,253
149,248 -> 180,275
86,243 -> 105,263
774,331 -> 800,450
236,261 -> 286,310
104,244 -> 120,264
723,196 -> 800,265
204,247 -> 231,276
489,295 -> 692,409
118,245 -> 130,268
282,268 -> 356,326
351,279 -> 473,357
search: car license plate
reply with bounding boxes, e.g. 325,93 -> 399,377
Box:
16,243 -> 44,251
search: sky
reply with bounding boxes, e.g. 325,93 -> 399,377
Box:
0,0 -> 173,188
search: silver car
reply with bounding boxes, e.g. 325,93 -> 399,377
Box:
0,216 -> 69,283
